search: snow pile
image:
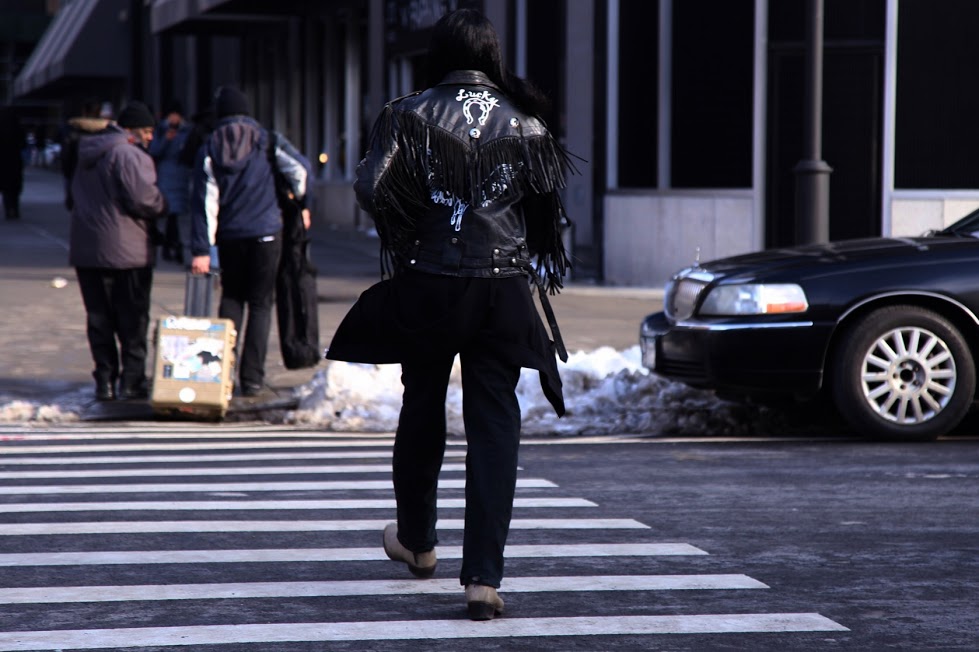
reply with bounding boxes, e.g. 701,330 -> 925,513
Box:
289,345 -> 787,436
1,346 -> 813,436
0,399 -> 79,423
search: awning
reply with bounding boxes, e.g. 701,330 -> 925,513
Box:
13,0 -> 130,100
150,0 -> 294,35
150,0 -> 323,34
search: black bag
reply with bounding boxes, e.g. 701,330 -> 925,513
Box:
268,131 -> 321,369
276,241 -> 320,369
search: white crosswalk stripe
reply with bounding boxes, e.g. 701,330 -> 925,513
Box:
0,614 -> 848,650
0,543 -> 708,567
0,462 -> 468,478
0,425 -> 848,648
0,497 -> 597,513
2,477 -> 556,494
1,518 -> 649,535
0,574 -> 769,604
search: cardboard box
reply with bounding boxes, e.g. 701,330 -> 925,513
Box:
150,316 -> 237,419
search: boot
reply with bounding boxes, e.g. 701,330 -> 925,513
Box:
94,379 -> 116,401
382,523 -> 437,578
465,584 -> 505,621
119,377 -> 149,400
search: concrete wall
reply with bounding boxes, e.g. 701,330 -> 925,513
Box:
603,191 -> 756,288
890,195 -> 979,235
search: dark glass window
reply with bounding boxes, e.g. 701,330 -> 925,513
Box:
671,0 -> 753,188
526,0 -> 565,134
895,0 -> 979,188
616,0 -> 659,188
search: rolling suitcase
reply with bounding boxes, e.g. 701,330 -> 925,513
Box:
150,315 -> 237,419
151,268 -> 235,419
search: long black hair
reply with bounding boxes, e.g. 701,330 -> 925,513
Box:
426,8 -> 550,117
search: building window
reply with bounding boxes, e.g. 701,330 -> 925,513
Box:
671,0 -> 753,189
615,0 -> 659,188
895,0 -> 979,189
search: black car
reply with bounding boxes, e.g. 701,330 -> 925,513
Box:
640,208 -> 979,440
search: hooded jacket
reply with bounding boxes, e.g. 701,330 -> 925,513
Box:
68,124 -> 167,269
189,115 -> 310,256
61,116 -> 111,211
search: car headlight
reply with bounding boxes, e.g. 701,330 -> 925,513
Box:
699,283 -> 809,316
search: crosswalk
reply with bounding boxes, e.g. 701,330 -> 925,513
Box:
0,423 -> 847,650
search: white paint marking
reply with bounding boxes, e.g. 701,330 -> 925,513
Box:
0,518 -> 647,536
0,497 -> 596,513
0,427 -> 390,440
0,440 -> 405,454
1,477 -> 555,495
0,451 -> 463,465
0,543 -> 705,567
0,575 -> 767,604
0,463 -> 466,479
0,614 -> 849,649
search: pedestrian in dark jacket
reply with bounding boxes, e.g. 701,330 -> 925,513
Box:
325,8 -> 574,620
69,101 -> 168,401
149,99 -> 192,263
189,86 -> 311,397
0,106 -> 26,220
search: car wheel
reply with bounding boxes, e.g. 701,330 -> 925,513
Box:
831,305 -> 975,440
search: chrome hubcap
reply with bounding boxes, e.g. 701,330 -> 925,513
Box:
860,326 -> 956,424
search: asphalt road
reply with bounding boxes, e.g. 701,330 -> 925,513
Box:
0,423 -> 976,651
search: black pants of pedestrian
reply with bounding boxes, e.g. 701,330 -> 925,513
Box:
161,213 -> 183,262
75,266 -> 153,390
2,188 -> 20,219
394,348 -> 522,589
217,235 -> 281,388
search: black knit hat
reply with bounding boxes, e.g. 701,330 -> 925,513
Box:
215,86 -> 249,118
117,101 -> 155,129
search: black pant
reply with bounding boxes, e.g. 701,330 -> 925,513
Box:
162,213 -> 183,259
75,266 -> 153,388
394,348 -> 522,589
2,188 -> 19,219
217,235 -> 282,387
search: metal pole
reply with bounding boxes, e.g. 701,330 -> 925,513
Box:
794,0 -> 832,244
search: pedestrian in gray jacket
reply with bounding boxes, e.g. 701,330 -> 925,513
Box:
68,101 -> 168,401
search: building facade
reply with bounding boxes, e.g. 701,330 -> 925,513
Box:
14,0 -> 979,287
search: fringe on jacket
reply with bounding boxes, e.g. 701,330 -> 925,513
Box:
366,104 -> 578,295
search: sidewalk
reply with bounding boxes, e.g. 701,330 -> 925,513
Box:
0,166 -> 662,411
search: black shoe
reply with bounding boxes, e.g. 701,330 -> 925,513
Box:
95,380 -> 116,402
119,380 -> 149,400
241,383 -> 263,397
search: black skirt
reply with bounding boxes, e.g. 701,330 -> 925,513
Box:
325,270 -> 565,416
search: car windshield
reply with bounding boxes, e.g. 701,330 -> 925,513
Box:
937,206 -> 979,238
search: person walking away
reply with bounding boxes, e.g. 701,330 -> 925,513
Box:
69,101 -> 168,401
60,97 -> 109,211
188,86 -> 311,397
0,106 -> 26,220
324,8 -> 574,621
149,100 -> 192,263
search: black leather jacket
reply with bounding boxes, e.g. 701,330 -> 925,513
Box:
354,70 -> 573,294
